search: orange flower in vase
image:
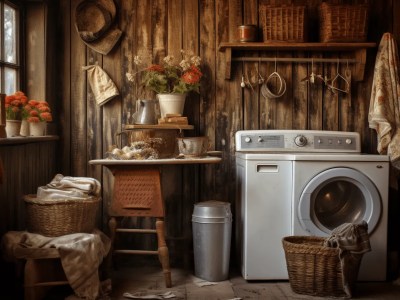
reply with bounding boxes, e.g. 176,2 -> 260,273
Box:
5,91 -> 27,120
25,100 -> 53,136
4,91 -> 28,137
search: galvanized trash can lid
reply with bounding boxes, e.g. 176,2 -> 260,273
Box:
192,200 -> 232,223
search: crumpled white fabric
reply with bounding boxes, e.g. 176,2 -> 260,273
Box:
37,174 -> 101,200
369,32 -> 400,172
123,291 -> 177,299
19,229 -> 111,300
82,64 -> 119,106
324,221 -> 371,298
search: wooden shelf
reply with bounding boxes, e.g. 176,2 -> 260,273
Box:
218,42 -> 376,81
0,135 -> 59,145
123,124 -> 194,130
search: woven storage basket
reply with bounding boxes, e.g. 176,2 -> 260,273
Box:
319,2 -> 369,42
259,5 -> 307,42
282,236 -> 361,298
24,194 -> 100,237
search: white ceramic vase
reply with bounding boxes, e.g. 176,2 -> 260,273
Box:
20,119 -> 30,136
5,120 -> 21,137
29,121 -> 46,136
157,93 -> 186,118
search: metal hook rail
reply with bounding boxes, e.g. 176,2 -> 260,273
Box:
218,42 -> 377,81
233,57 -> 358,64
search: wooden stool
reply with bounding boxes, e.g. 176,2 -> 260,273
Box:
108,166 -> 171,288
14,247 -> 69,300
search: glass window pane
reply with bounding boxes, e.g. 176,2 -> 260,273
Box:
4,4 -> 17,64
5,67 -> 17,94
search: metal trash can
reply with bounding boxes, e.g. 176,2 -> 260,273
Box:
192,200 -> 232,281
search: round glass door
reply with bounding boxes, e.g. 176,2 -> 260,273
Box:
298,168 -> 381,235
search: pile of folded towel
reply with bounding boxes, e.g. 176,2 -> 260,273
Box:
37,174 -> 101,200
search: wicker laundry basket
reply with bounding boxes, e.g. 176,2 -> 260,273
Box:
259,5 -> 307,42
282,236 -> 362,298
319,2 -> 369,42
24,194 -> 101,237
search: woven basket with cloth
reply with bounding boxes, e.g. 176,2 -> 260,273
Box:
24,174 -> 102,237
282,222 -> 370,298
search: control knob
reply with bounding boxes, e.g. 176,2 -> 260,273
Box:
294,135 -> 307,147
244,137 -> 252,143
345,138 -> 352,145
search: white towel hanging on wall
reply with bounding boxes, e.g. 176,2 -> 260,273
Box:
369,33 -> 400,179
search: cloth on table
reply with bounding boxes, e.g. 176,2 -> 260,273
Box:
324,221 -> 371,298
1,230 -> 111,300
368,32 -> 400,186
37,174 -> 101,200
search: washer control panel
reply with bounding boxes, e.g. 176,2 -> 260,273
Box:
236,130 -> 360,152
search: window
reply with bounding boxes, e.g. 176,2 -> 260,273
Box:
1,0 -> 20,94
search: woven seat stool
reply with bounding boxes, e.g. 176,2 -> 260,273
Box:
13,246 -> 69,300
108,166 -> 171,288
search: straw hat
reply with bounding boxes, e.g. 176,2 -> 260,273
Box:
75,0 -> 122,55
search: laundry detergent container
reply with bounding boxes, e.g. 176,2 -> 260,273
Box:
192,200 -> 232,281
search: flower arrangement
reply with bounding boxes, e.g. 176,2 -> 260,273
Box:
5,91 -> 27,120
126,50 -> 203,95
23,100 -> 53,123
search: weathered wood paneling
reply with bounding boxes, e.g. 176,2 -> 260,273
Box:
53,0 -> 399,264
0,141 -> 58,237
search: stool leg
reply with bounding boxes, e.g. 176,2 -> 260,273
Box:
156,218 -> 171,288
107,217 -> 117,271
24,259 -> 48,300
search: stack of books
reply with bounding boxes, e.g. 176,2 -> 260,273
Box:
158,114 -> 188,125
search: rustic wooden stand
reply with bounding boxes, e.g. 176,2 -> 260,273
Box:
89,157 -> 221,288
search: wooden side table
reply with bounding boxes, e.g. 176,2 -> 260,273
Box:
89,157 -> 221,288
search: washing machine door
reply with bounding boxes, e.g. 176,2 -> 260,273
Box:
298,167 -> 381,235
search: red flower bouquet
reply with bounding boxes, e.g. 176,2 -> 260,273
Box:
126,50 -> 203,94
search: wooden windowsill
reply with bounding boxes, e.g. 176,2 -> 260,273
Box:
0,135 -> 59,145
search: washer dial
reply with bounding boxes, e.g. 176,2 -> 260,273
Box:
294,135 -> 308,147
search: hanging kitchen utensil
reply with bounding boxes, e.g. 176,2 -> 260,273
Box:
326,59 -> 350,94
344,62 -> 352,107
261,58 -> 286,99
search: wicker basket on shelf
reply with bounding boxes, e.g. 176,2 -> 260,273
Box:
259,5 -> 307,42
282,236 -> 362,298
24,194 -> 101,237
319,2 -> 369,42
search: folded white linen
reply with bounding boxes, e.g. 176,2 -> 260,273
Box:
37,174 -> 101,200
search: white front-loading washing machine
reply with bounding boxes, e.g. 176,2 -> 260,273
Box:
235,130 -> 389,281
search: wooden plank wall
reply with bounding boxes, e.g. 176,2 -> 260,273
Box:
56,0 -> 398,263
0,141 -> 58,237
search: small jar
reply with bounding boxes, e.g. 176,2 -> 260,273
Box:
237,25 -> 257,42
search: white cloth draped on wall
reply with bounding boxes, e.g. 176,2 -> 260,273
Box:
369,32 -> 400,173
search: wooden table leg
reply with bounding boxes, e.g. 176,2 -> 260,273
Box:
107,217 -> 117,271
156,218 -> 171,288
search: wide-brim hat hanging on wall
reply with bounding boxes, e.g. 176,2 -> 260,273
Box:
75,0 -> 122,55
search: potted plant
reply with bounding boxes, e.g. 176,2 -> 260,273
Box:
24,100 -> 53,136
4,91 -> 26,137
126,50 -> 203,118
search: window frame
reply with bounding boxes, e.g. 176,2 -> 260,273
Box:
0,0 -> 21,94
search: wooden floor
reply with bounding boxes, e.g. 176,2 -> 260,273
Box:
40,262 -> 400,300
